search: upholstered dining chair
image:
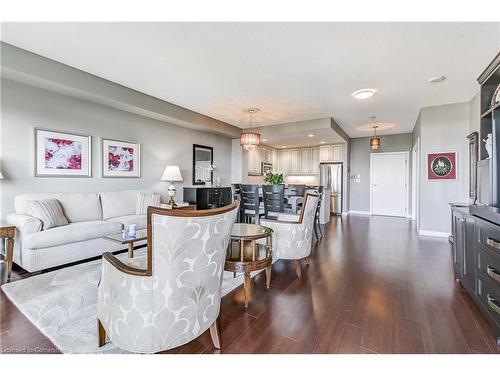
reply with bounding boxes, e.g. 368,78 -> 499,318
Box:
260,193 -> 319,278
97,201 -> 239,353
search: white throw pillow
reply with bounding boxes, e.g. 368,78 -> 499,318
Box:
136,193 -> 161,215
26,199 -> 69,230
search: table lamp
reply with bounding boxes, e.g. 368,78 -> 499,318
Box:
160,166 -> 183,206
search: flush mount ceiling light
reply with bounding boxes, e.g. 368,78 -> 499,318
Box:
281,146 -> 287,148
320,141 -> 325,144
429,75 -> 446,83
369,116 -> 381,150
240,108 -> 261,151
308,134 -> 314,138
352,88 -> 376,100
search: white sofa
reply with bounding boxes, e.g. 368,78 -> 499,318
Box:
6,189 -> 150,272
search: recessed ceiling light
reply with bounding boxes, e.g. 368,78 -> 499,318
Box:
429,75 -> 446,83
281,146 -> 286,148
308,134 -> 314,138
262,138 -> 267,142
352,88 -> 376,100
320,141 -> 325,144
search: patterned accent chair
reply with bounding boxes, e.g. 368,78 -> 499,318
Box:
97,201 -> 239,353
260,194 -> 319,278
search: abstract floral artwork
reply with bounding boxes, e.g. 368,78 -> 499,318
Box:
45,138 -> 82,170
35,129 -> 91,177
427,151 -> 457,180
102,139 -> 140,177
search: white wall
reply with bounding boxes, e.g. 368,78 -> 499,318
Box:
417,101 -> 471,235
0,78 -> 232,218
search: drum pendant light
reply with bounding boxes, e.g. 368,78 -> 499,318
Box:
240,108 -> 261,151
369,116 -> 381,150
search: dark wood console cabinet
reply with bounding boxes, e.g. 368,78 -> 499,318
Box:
183,186 -> 232,210
451,206 -> 500,345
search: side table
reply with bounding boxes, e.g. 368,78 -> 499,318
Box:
225,224 -> 273,308
0,222 -> 16,281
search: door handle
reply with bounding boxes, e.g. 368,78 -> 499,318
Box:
487,237 -> 500,250
487,265 -> 500,283
487,294 -> 500,315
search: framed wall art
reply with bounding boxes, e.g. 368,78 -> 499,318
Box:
35,128 -> 92,177
101,139 -> 141,178
427,151 -> 457,181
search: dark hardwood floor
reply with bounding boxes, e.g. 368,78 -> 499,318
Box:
1,215 -> 499,354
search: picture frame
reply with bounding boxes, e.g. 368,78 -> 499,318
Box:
467,132 -> 479,202
34,128 -> 92,177
101,139 -> 141,178
427,151 -> 457,181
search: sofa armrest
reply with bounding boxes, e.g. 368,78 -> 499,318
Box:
5,213 -> 42,235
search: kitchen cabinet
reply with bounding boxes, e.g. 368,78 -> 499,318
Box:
278,149 -> 291,174
290,149 -> 301,173
319,144 -> 343,162
311,147 -> 320,174
300,148 -> 311,173
247,149 -> 261,175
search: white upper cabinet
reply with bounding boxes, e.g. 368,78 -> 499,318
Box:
300,148 -> 311,173
278,149 -> 291,173
247,144 -> 342,176
290,148 -> 301,173
311,147 -> 320,174
332,144 -> 342,162
319,144 -> 343,162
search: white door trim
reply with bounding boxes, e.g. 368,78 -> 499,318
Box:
370,151 -> 410,217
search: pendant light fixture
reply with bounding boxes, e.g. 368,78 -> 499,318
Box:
369,116 -> 381,150
240,108 -> 261,151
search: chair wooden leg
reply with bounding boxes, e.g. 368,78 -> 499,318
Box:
294,259 -> 302,278
98,319 -> 106,347
266,264 -> 272,289
209,319 -> 221,350
313,221 -> 319,240
305,256 -> 310,266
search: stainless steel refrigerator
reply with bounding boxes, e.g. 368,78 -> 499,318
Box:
320,163 -> 343,215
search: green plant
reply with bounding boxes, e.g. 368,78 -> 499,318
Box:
263,170 -> 284,185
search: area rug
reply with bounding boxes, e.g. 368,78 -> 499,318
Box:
1,248 -> 262,354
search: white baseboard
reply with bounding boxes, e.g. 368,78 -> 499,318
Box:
348,210 -> 371,216
418,230 -> 450,238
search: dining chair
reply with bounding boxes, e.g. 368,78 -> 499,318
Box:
262,184 -> 285,219
231,183 -> 242,222
260,193 -> 319,278
287,184 -> 306,197
97,201 -> 239,353
239,184 -> 265,224
314,186 -> 324,240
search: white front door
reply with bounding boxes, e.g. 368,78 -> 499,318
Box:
371,152 -> 408,217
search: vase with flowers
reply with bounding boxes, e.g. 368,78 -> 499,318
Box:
263,170 -> 284,185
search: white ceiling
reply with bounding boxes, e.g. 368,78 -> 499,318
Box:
261,127 -> 345,149
1,22 -> 499,138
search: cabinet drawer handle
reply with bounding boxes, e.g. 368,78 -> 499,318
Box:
487,266 -> 500,283
487,294 -> 500,314
487,237 -> 500,250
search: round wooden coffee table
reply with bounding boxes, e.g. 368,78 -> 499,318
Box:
225,223 -> 273,308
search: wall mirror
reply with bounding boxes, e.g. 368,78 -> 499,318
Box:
193,144 -> 213,185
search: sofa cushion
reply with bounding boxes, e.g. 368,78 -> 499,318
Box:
23,221 -> 123,250
136,193 -> 161,215
15,193 -> 102,222
100,190 -> 150,220
107,215 -> 147,230
26,199 -> 69,230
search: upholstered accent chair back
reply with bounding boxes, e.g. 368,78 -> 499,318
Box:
97,201 -> 239,353
264,193 -> 319,261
